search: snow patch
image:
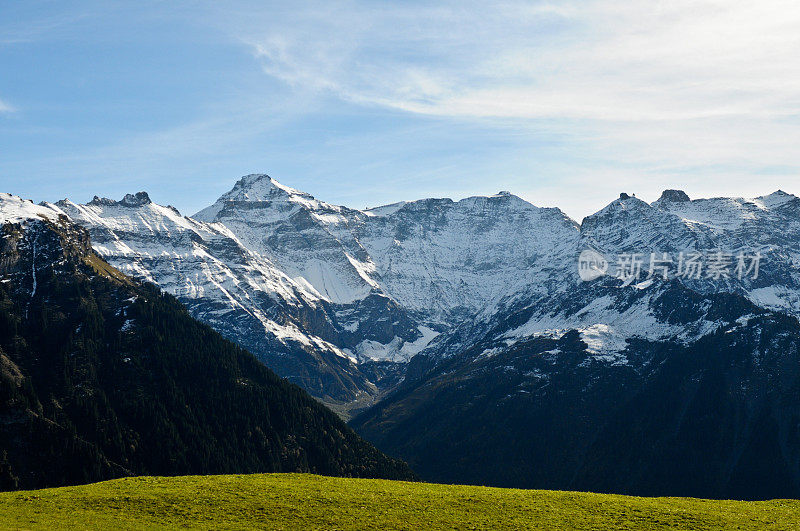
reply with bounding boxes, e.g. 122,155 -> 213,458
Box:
579,324 -> 629,364
0,194 -> 66,224
352,326 -> 439,362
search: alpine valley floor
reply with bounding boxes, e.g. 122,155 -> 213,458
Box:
0,473 -> 798,530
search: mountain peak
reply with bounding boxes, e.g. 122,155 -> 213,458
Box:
224,174 -> 312,202
582,194 -> 652,226
657,189 -> 690,202
194,174 -> 329,221
608,193 -> 648,209
84,192 -> 152,208
89,196 -> 117,206
485,191 -> 529,203
120,192 -> 152,207
756,189 -> 797,209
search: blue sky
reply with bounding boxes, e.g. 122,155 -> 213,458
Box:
2,1 -> 799,221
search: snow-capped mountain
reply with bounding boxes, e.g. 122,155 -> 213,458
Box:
352,281 -> 800,499
52,174 -> 582,407
9,175 -> 797,414
194,175 -> 377,305
194,174 -> 579,322
356,192 -> 578,319
0,192 -> 66,224
432,188 -> 800,368
53,191 -> 388,403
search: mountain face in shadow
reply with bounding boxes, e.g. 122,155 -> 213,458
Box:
352,285 -> 800,500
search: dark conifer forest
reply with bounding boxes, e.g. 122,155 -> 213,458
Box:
0,218 -> 413,490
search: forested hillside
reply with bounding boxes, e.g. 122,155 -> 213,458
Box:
0,213 -> 412,490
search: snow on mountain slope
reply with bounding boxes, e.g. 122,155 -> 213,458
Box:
580,189 -> 800,260
196,175 -> 580,323
194,174 -> 376,305
55,194 -> 323,332
53,192 -> 391,403
0,193 -> 66,224
652,189 -> 800,248
53,186 -> 441,402
580,190 -> 800,312
355,192 -> 580,319
423,188 -> 800,365
52,174 -> 586,402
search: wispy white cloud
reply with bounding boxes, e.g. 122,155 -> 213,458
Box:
0,99 -> 14,113
235,1 -> 800,121
214,0 -> 800,206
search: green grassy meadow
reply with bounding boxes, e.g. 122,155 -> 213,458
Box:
0,473 -> 797,530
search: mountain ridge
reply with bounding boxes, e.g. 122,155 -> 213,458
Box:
5,178 -> 800,412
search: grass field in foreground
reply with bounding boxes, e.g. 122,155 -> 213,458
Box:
0,473 -> 798,530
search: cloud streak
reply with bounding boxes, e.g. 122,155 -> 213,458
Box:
237,1 -> 800,121
220,0 -> 800,191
